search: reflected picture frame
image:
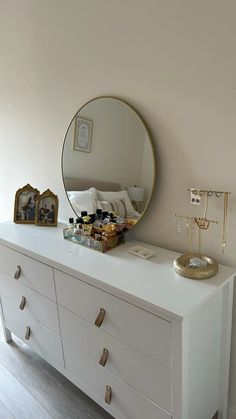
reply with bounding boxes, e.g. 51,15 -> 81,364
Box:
14,184 -> 39,224
73,116 -> 93,153
35,189 -> 58,227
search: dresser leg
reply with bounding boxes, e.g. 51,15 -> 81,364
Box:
0,299 -> 12,342
3,327 -> 12,343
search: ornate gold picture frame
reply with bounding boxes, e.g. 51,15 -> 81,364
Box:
14,184 -> 39,224
35,189 -> 58,226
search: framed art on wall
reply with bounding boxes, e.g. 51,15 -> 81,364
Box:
73,116 -> 93,152
14,184 -> 39,224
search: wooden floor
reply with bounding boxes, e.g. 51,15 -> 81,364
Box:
0,333 -> 113,419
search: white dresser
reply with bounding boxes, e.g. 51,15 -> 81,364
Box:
0,222 -> 234,419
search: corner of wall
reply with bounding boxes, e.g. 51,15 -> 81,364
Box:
228,407 -> 236,419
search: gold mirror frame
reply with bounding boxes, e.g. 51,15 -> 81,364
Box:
61,96 -> 156,229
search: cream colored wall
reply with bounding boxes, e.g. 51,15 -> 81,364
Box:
0,0 -> 236,411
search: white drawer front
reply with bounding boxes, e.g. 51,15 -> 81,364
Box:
0,244 -> 55,300
55,270 -> 171,367
4,309 -> 64,369
0,272 -> 60,334
59,306 -> 171,411
64,341 -> 171,419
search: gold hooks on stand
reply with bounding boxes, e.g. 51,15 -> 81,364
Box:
188,188 -> 231,198
175,214 -> 218,225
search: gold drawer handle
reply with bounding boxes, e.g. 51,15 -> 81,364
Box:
25,326 -> 31,340
95,308 -> 106,328
19,296 -> 26,310
14,265 -> 21,280
105,385 -> 112,405
99,348 -> 109,367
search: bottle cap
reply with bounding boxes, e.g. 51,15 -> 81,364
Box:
89,214 -> 96,223
69,218 -> 74,224
96,208 -> 102,215
101,211 -> 108,219
81,211 -> 88,217
76,217 -> 83,224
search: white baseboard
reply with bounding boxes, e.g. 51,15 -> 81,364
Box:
228,407 -> 236,419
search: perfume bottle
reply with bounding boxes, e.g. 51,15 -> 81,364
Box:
82,215 -> 91,224
89,214 -> 96,223
96,209 -> 103,219
93,209 -> 103,229
103,222 -> 117,233
102,230 -> 117,241
116,216 -> 128,232
68,218 -> 75,233
75,217 -> 84,235
101,211 -> 109,220
104,212 -> 116,224
82,216 -> 94,236
94,231 -> 102,241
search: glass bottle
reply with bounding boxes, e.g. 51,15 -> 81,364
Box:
68,218 -> 74,233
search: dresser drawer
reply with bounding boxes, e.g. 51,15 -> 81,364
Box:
55,270 -> 171,367
0,271 -> 60,334
0,244 -> 56,300
59,306 -> 171,411
64,340 -> 171,419
4,308 -> 64,369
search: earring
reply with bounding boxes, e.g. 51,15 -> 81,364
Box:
175,216 -> 182,239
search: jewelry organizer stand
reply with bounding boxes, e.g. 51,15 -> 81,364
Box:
174,188 -> 231,279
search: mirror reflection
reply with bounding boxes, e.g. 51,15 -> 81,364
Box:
62,97 -> 155,231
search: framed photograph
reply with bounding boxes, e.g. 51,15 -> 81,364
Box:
73,116 -> 93,152
14,184 -> 39,224
35,189 -> 58,227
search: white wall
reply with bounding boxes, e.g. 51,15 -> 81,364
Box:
0,0 -> 236,411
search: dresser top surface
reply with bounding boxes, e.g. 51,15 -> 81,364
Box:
0,222 -> 234,319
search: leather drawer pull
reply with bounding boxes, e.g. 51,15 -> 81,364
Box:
19,296 -> 26,310
99,348 -> 109,367
95,308 -> 106,328
14,265 -> 21,280
25,326 -> 31,340
105,385 -> 112,404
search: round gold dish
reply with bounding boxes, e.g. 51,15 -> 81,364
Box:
174,253 -> 218,280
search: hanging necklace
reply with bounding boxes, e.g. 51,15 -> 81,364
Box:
222,192 -> 229,252
194,191 -> 210,230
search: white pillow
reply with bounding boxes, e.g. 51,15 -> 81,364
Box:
97,199 -> 127,218
96,190 -> 137,218
67,188 -> 97,216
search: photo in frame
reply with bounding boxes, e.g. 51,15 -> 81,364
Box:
73,116 -> 93,152
35,189 -> 58,226
14,184 -> 39,224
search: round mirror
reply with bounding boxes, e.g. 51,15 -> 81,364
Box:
62,97 -> 156,230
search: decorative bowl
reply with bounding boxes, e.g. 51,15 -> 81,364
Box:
174,253 -> 218,280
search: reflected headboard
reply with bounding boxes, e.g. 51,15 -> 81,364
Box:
64,178 -> 121,192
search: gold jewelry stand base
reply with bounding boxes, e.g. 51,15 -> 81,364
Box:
174,253 -> 218,280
